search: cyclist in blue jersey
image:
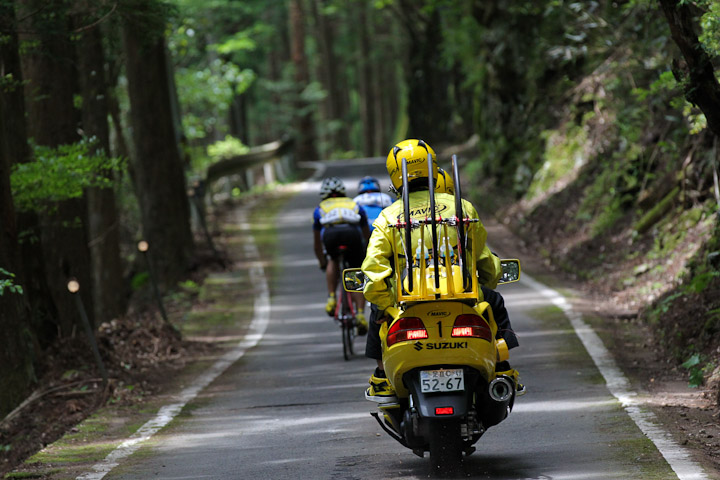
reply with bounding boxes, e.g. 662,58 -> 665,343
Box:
352,176 -> 394,232
313,177 -> 371,334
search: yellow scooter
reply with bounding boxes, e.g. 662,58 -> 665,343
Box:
343,155 -> 521,472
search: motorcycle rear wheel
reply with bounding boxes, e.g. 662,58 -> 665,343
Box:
428,419 -> 462,473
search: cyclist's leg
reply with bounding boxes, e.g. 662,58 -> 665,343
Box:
326,257 -> 339,296
321,228 -> 342,315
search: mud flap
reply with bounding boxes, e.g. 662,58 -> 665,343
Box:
405,374 -> 473,419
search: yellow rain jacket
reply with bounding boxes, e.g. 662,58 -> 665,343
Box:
361,191 -> 500,313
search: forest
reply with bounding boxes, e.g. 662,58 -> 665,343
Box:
1,0 -> 720,473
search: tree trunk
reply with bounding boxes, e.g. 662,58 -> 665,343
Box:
106,56 -> 131,161
369,8 -> 385,156
122,3 -> 194,285
402,5 -> 452,141
0,0 -> 36,419
309,0 -> 330,156
229,93 -> 249,144
310,0 -> 349,154
19,0 -> 95,334
356,1 -> 375,156
658,0 -> 720,138
75,9 -> 127,323
289,0 -> 319,162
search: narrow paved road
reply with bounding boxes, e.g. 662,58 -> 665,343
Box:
104,159 -> 686,479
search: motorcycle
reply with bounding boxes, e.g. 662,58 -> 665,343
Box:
343,154 -> 522,473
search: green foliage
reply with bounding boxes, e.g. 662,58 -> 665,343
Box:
10,139 -> 125,214
206,135 -> 250,160
167,1 -> 284,143
681,353 -> 709,388
575,153 -> 640,238
0,71 -> 23,93
178,279 -> 199,294
175,59 -> 256,140
699,1 -> 720,57
0,267 -> 23,296
526,125 -> 588,202
685,270 -> 720,294
130,272 -> 150,290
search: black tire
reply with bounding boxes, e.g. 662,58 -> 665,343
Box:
428,419 -> 463,475
343,321 -> 353,360
347,315 -> 355,356
342,320 -> 350,361
340,291 -> 354,361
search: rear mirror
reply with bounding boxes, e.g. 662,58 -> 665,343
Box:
343,268 -> 366,292
498,259 -> 521,284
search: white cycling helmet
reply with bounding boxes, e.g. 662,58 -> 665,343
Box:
319,176 -> 346,199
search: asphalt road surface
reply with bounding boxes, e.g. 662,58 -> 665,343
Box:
102,159 -> 692,480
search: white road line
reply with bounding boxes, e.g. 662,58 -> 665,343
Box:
77,207 -> 270,480
521,272 -> 709,480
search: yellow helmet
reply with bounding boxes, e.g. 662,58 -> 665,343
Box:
435,167 -> 455,195
385,139 -> 438,190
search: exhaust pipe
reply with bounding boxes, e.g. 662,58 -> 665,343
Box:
488,376 -> 514,402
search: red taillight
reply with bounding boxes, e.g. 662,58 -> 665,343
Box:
435,407 -> 454,415
451,314 -> 491,340
387,317 -> 428,347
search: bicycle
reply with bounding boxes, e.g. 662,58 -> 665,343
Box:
334,246 -> 358,361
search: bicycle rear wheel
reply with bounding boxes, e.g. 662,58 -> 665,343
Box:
340,290 -> 355,360
342,319 -> 351,361
338,253 -> 355,361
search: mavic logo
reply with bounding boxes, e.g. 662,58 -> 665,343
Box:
414,342 -> 424,351
402,205 -> 450,218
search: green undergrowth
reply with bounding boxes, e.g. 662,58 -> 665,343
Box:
5,470 -> 61,479
247,190 -> 288,281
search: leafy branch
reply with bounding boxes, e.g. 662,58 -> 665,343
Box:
0,268 -> 23,296
10,138 -> 126,214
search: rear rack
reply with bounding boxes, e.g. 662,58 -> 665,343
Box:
392,154 -> 479,304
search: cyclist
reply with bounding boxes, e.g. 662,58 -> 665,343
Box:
353,176 -> 394,232
313,177 -> 370,334
361,139 -> 507,402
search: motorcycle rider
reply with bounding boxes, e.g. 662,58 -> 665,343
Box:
435,167 -> 455,195
313,177 -> 370,334
353,176 -> 394,232
361,139 -> 502,402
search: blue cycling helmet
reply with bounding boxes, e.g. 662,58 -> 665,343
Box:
358,176 -> 381,194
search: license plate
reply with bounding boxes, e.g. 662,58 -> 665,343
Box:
420,369 -> 465,393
